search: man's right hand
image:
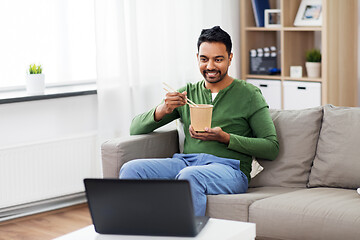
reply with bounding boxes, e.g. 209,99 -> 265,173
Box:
154,91 -> 187,121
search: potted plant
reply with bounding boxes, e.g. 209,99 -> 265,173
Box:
26,64 -> 45,95
305,49 -> 321,78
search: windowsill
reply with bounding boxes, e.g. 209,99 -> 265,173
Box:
0,83 -> 97,104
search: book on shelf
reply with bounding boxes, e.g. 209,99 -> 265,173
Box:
251,0 -> 270,27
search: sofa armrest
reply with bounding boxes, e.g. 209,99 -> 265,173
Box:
101,130 -> 179,178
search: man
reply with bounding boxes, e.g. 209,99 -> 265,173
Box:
120,26 -> 279,216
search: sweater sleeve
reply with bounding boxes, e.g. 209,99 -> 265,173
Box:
130,105 -> 180,135
227,90 -> 279,160
130,86 -> 187,135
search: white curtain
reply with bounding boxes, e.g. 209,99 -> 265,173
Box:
0,0 -> 96,88
95,0 -> 241,142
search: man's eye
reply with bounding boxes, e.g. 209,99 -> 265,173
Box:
216,59 -> 223,62
200,58 -> 207,62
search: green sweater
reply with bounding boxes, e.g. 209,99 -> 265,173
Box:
130,79 -> 279,181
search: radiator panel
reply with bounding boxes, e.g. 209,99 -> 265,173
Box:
0,134 -> 98,209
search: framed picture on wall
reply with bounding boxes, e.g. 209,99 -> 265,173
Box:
294,0 -> 322,26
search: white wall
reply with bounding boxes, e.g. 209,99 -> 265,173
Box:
0,94 -> 100,209
0,95 -> 98,147
0,94 -> 100,179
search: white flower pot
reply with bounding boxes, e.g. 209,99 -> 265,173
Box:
26,74 -> 45,95
305,62 -> 321,78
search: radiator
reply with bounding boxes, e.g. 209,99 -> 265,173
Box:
0,133 -> 98,209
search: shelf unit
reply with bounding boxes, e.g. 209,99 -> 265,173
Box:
240,0 -> 358,108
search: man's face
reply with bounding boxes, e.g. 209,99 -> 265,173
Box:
197,42 -> 233,84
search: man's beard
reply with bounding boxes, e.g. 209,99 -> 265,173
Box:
203,69 -> 228,84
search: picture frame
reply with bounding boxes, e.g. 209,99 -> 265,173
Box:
290,66 -> 303,78
294,0 -> 322,26
264,9 -> 281,28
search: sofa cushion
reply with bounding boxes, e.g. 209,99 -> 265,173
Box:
250,107 -> 323,188
249,188 -> 360,240
308,105 -> 360,189
205,187 -> 300,222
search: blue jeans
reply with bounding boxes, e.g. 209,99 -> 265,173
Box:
119,153 -> 248,216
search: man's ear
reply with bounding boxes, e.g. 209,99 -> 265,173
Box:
196,53 -> 200,63
228,53 -> 233,66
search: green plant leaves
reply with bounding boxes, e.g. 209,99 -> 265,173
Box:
29,64 -> 42,74
306,49 -> 321,62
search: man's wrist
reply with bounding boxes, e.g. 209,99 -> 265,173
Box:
154,104 -> 165,122
154,103 -> 174,121
221,131 -> 230,145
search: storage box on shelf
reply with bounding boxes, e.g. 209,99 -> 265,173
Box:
246,79 -> 281,109
241,0 -> 358,109
283,81 -> 321,110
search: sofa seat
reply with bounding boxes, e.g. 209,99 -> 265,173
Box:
101,105 -> 360,239
249,188 -> 360,240
206,187 -> 302,222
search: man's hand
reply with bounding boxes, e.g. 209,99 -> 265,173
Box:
154,91 -> 187,121
189,125 -> 230,144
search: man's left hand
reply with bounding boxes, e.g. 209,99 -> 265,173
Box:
189,125 -> 230,144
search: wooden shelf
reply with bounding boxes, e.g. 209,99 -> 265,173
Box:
240,0 -> 358,108
283,77 -> 322,82
246,75 -> 281,80
247,76 -> 322,82
283,27 -> 322,32
245,27 -> 281,31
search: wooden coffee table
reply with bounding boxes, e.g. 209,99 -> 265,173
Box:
53,218 -> 255,240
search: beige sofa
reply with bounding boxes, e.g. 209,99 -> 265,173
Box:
101,104 -> 360,240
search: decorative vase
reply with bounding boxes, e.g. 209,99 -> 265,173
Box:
305,62 -> 321,78
26,74 -> 45,95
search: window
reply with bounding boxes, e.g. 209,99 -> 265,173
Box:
0,0 -> 97,88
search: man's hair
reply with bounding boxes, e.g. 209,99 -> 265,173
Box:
197,26 -> 232,56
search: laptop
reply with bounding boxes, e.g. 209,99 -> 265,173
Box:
83,178 -> 209,237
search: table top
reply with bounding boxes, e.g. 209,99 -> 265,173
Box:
53,218 -> 256,240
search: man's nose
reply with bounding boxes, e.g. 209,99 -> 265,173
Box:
207,59 -> 216,70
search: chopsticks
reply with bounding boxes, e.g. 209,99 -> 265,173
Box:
162,82 -> 199,107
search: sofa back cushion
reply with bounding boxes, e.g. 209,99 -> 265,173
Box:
308,105 -> 360,189
250,107 -> 323,188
